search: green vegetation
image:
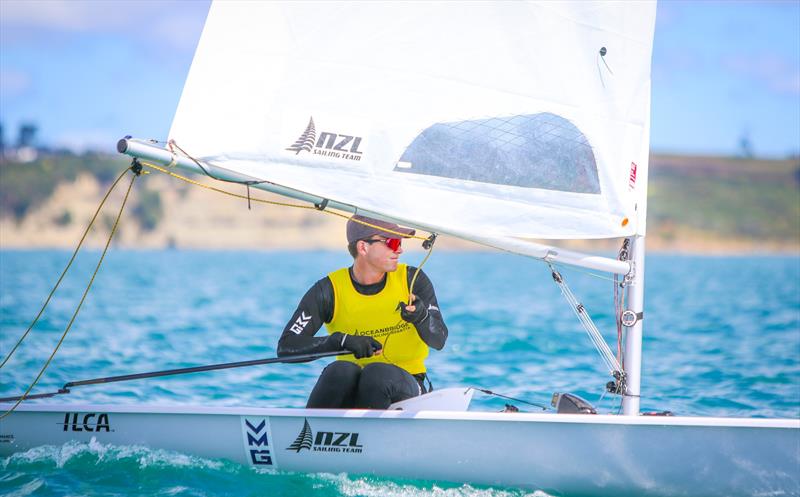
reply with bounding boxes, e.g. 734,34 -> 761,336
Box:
0,153 -> 127,220
648,156 -> 800,242
0,153 -> 162,231
132,189 -> 163,232
1,152 -> 798,245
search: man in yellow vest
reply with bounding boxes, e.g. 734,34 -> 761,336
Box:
278,215 -> 449,409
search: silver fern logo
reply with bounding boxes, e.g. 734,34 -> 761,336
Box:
286,418 -> 364,454
285,116 -> 364,161
286,117 -> 317,155
287,419 -> 313,452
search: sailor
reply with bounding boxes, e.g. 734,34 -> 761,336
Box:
277,215 -> 448,409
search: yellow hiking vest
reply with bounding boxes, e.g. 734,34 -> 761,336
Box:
325,264 -> 429,374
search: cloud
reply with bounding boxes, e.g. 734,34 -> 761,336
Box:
1,0 -> 88,31
0,0 -> 138,31
724,54 -> 800,95
0,0 -> 209,52
52,128 -> 121,153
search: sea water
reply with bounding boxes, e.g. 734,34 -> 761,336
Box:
1,250 -> 798,496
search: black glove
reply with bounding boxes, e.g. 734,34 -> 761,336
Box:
398,295 -> 429,325
338,333 -> 382,359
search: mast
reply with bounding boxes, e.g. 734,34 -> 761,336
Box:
622,235 -> 646,415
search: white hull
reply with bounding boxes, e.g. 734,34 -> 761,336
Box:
2,403 -> 798,496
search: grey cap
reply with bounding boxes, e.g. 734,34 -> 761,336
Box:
346,215 -> 416,243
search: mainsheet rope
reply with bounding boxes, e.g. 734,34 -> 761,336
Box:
137,158 -> 438,366
138,152 -> 625,396
146,143 -> 431,242
0,166 -> 133,370
3,155 -> 438,414
1,165 -> 140,419
151,145 -> 632,406
135,159 -> 436,299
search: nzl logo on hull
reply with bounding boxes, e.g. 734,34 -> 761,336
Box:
61,412 -> 112,432
241,417 -> 275,467
286,418 -> 363,454
285,116 -> 364,161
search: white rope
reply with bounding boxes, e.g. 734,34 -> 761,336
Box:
547,261 -> 617,283
548,263 -> 622,376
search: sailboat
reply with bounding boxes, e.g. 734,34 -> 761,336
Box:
2,2 -> 798,495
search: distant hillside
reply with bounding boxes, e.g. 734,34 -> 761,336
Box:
646,155 -> 799,251
0,152 -> 798,252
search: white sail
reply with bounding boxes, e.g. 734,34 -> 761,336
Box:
169,1 -> 655,240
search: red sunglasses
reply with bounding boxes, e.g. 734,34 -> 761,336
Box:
363,237 -> 402,252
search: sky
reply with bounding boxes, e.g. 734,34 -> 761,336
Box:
1,0 -> 798,158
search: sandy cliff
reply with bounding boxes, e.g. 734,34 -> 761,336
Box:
1,154 -> 798,254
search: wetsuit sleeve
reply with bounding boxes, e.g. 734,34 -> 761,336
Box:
277,277 -> 342,357
407,267 -> 449,350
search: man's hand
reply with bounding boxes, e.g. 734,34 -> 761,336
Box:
340,334 -> 382,359
399,294 -> 429,325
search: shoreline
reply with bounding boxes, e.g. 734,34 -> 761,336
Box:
1,157 -> 798,255
1,243 -> 797,256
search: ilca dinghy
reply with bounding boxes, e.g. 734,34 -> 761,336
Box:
1,2 -> 798,496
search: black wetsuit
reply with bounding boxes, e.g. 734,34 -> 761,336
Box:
277,266 -> 448,408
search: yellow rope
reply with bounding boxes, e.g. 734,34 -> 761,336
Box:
408,240 -> 435,303
1,169 -> 138,419
138,160 -> 429,241
3,155 -> 433,412
0,166 -> 132,370
380,238 -> 436,365
140,155 -> 438,367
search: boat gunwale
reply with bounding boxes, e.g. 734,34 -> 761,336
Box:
4,403 -> 797,429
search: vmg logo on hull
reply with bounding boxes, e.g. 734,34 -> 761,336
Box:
285,116 -> 364,161
241,417 -> 276,467
61,412 -> 112,432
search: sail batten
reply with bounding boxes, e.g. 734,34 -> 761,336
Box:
169,0 -> 656,242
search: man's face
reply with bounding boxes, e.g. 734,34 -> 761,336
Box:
360,236 -> 403,273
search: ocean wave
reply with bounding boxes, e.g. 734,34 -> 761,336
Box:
315,472 -> 553,497
2,438 -> 227,471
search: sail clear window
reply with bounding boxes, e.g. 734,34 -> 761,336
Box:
395,113 -> 600,194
